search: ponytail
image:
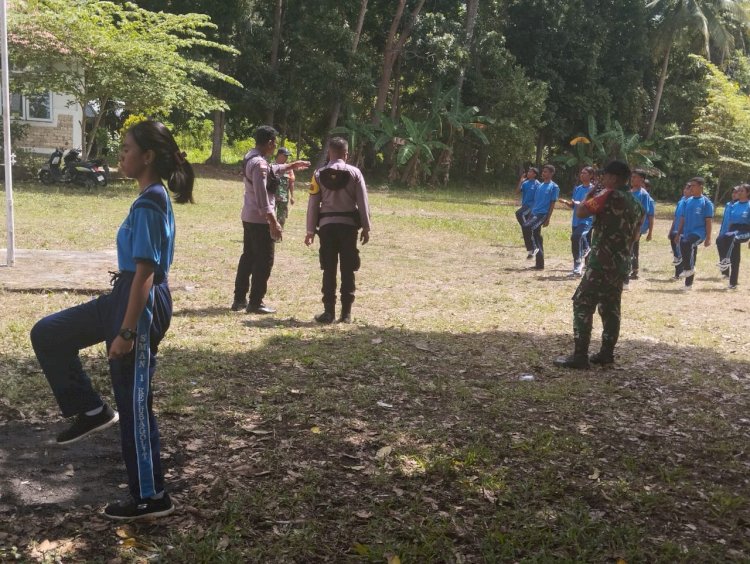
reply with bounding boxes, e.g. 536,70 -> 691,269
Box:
127,120 -> 195,204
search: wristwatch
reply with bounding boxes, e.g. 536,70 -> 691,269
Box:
119,327 -> 136,341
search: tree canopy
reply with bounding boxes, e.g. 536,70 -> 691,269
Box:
8,0 -> 241,157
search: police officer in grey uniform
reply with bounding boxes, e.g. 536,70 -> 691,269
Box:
305,137 -> 371,323
232,126 -> 309,313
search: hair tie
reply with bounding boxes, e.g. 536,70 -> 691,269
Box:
174,150 -> 187,165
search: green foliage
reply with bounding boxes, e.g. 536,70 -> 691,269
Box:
689,55 -> 750,201
8,0 -> 241,158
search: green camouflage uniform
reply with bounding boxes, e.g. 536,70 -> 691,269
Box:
275,172 -> 291,227
572,185 -> 644,356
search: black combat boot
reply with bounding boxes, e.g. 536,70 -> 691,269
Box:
315,304 -> 335,324
590,349 -> 615,366
338,302 -> 352,324
553,354 -> 590,369
553,339 -> 590,369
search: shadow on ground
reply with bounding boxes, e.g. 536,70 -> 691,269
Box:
2,325 -> 749,561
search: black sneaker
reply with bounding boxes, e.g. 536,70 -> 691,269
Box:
590,351 -> 615,366
247,303 -> 276,314
56,404 -> 119,445
230,299 -> 248,311
553,355 -> 590,369
315,311 -> 335,324
104,494 -> 175,521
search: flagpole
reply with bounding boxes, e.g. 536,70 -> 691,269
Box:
1,0 -> 15,266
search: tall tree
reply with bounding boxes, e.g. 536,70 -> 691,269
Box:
372,0 -> 427,124
645,0 -> 750,139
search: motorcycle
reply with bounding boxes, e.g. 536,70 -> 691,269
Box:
38,148 -> 109,188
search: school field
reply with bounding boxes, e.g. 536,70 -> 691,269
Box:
1,173 -> 749,563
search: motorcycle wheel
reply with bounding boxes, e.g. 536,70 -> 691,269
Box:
39,170 -> 54,185
79,174 -> 96,189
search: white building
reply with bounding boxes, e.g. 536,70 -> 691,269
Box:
6,90 -> 82,153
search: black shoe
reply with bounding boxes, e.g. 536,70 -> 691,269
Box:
247,303 -> 276,314
104,494 -> 174,521
230,299 -> 248,312
553,355 -> 590,369
56,404 -> 119,445
590,351 -> 615,366
315,311 -> 335,324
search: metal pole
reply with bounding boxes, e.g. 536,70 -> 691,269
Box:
1,0 -> 15,266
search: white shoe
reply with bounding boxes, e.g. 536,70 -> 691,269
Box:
728,283 -> 738,290
672,256 -> 682,266
679,269 -> 695,278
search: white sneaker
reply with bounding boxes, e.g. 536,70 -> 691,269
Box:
672,256 -> 682,266
679,269 -> 695,278
728,283 -> 738,290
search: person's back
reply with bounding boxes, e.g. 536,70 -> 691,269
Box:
588,188 -> 644,283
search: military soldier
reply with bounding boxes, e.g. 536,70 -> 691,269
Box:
231,126 -> 309,314
274,147 -> 295,228
554,160 -> 645,369
304,137 -> 371,323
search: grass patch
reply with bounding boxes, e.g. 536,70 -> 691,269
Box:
1,174 -> 749,561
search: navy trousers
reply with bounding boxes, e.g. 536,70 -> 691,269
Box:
679,234 -> 704,287
522,213 -> 548,268
717,225 -> 750,286
515,205 -> 533,251
571,224 -> 591,267
30,272 -> 171,501
669,229 -> 682,277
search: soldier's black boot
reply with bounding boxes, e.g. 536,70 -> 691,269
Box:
553,340 -> 590,369
553,354 -> 590,369
590,346 -> 615,366
338,302 -> 352,323
315,303 -> 335,324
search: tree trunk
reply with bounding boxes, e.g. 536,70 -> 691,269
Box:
455,0 -> 479,96
372,0 -> 426,124
646,42 -> 671,140
351,0 -> 368,53
535,131 -> 545,168
206,110 -> 225,165
83,99 -> 107,160
266,0 -> 284,125
319,0 -> 369,165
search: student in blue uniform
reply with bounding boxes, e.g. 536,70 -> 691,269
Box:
673,177 -> 714,289
669,184 -> 691,278
629,170 -> 654,280
30,120 -> 194,521
514,167 -> 539,257
716,185 -> 741,279
716,183 -> 750,289
522,164 -> 559,270
562,166 -> 594,276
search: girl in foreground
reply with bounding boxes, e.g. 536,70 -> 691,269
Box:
31,120 -> 193,520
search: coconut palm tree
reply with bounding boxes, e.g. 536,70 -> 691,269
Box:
645,0 -> 750,139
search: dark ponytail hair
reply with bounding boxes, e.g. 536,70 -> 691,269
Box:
127,120 -> 195,204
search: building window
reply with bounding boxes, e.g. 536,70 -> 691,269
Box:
25,92 -> 52,121
10,93 -> 23,117
1,92 -> 53,121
